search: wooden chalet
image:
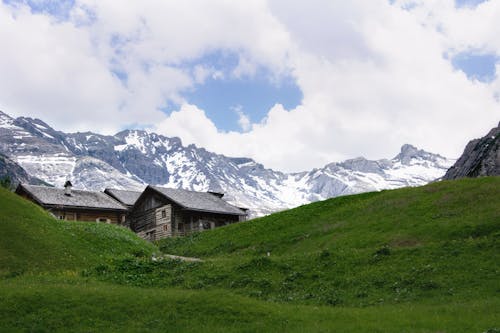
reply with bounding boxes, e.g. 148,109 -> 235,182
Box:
15,181 -> 128,224
129,185 -> 248,241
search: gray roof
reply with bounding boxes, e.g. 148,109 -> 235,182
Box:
18,184 -> 127,211
150,186 -> 246,216
104,188 -> 143,207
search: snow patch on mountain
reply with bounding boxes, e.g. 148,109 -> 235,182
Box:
15,154 -> 77,187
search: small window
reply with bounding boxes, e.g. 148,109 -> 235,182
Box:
96,218 -> 109,223
58,215 -> 65,220
161,210 -> 166,218
163,224 -> 168,231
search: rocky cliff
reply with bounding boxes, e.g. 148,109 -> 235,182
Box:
443,122 -> 499,179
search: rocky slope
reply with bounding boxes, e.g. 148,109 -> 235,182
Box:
443,122 -> 500,180
0,110 -> 453,216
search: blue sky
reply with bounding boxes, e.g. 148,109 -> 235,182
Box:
0,0 -> 499,171
3,0 -> 303,133
3,0 -> 75,18
451,52 -> 498,82
184,73 -> 302,131
180,52 -> 302,131
5,0 -> 492,133
455,0 -> 488,7
1,0 -> 494,133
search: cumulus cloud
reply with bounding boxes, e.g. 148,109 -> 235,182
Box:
0,0 -> 499,171
153,0 -> 499,171
231,105 -> 251,132
0,3 -> 125,133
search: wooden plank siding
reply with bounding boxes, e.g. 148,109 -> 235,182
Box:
134,204 -> 172,241
50,209 -> 125,224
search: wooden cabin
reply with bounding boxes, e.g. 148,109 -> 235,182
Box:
129,185 -> 248,241
15,181 -> 128,224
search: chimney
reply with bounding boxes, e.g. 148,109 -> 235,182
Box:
64,180 -> 73,196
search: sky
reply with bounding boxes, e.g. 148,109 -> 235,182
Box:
0,0 -> 499,172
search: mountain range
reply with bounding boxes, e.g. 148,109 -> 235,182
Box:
0,110 -> 453,216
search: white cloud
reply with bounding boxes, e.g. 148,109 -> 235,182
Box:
231,105 -> 251,132
0,3 -> 125,133
151,0 -> 500,171
155,104 -> 220,145
0,0 -> 499,172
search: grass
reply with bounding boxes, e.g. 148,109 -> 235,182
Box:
1,277 -> 499,333
0,178 -> 499,332
121,177 -> 498,307
0,187 -> 155,275
158,177 -> 500,258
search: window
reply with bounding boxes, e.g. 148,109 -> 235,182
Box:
161,210 -> 166,218
58,215 -> 65,220
96,218 -> 110,223
163,224 -> 168,231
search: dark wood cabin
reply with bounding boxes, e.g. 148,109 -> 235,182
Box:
129,185 -> 248,241
15,182 -> 128,224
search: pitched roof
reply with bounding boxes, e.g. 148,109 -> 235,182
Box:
149,185 -> 246,216
17,184 -> 127,211
104,188 -> 143,207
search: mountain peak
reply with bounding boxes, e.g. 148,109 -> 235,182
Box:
400,143 -> 418,154
394,144 -> 431,164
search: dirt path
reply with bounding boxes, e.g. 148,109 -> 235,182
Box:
160,254 -> 203,262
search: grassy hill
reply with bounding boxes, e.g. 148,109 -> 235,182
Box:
0,187 -> 155,275
87,177 -> 499,309
158,177 -> 499,258
0,177 -> 499,332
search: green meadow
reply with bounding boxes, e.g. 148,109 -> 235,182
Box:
1,177 -> 499,332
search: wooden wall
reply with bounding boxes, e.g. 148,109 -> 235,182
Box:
128,189 -> 245,241
50,209 -> 125,224
135,204 -> 172,241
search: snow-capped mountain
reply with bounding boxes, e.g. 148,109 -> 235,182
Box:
0,110 -> 453,216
